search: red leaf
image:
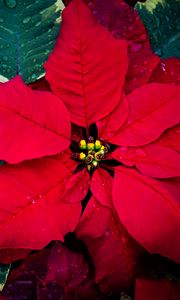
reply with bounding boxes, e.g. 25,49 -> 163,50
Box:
46,243 -> 99,299
63,0 -> 159,93
97,92 -> 129,140
110,83 -> 180,147
0,157 -> 81,249
150,58 -> 180,85
77,199 -> 142,294
0,76 -> 70,163
113,167 -> 180,262
63,169 -> 90,203
76,196 -> 112,239
113,144 -> 180,178
90,168 -> 113,208
135,279 -> 180,300
108,0 -> 160,93
156,125 -> 180,152
45,0 -> 128,127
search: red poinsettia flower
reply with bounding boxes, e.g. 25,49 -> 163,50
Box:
0,0 -> 179,295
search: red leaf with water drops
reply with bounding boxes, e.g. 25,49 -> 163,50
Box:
150,58 -> 180,85
46,243 -> 99,299
156,125 -> 180,152
63,169 -> 90,203
76,198 -> 142,294
90,168 -> 113,209
45,0 -> 128,128
110,83 -> 180,147
108,0 -> 159,93
113,144 -> 180,178
97,92 -> 129,141
135,279 -> 180,300
82,0 -> 159,93
76,196 -> 112,239
0,156 -> 81,251
113,167 -> 180,262
0,76 -> 71,164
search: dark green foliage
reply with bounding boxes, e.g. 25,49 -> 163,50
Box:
136,0 -> 180,58
0,0 -> 63,83
0,264 -> 11,291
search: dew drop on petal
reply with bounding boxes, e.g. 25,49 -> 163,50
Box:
160,62 -> 166,72
120,146 -> 128,152
135,149 -> 146,157
130,43 -> 142,53
105,230 -> 111,237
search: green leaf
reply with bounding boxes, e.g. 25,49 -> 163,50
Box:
0,264 -> 11,291
0,0 -> 64,83
135,0 -> 180,58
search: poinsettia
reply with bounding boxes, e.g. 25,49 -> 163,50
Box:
0,0 -> 179,295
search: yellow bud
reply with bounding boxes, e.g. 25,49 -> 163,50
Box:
95,140 -> 101,150
87,142 -> 95,150
101,145 -> 105,150
92,160 -> 98,167
79,140 -> 87,150
79,152 -> 86,160
87,165 -> 91,171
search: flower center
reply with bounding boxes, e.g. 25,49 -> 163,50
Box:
71,136 -> 110,171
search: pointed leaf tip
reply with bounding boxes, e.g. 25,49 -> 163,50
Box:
45,0 -> 128,127
0,76 -> 71,163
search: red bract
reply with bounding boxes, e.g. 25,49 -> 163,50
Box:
45,0 -> 128,128
0,76 -> 70,163
0,75 -> 81,252
76,196 -> 142,294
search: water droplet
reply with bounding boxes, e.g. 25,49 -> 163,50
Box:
160,62 -> 166,72
136,149 -> 146,157
4,0 -> 17,9
120,146 -> 128,152
105,230 -> 111,237
31,199 -> 36,204
131,43 -> 142,53
35,21 -> 41,27
39,194 -> 43,199
23,17 -> 31,24
31,73 -> 36,79
102,183 -> 105,186
119,156 -> 122,160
